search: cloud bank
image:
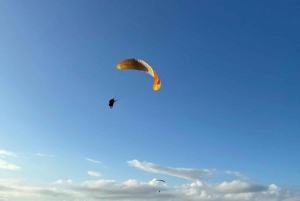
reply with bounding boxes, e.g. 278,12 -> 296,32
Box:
0,159 -> 298,201
0,178 -> 298,201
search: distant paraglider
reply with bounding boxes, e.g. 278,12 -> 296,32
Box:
116,58 -> 161,91
151,179 -> 166,193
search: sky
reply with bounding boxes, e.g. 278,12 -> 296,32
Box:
0,0 -> 300,200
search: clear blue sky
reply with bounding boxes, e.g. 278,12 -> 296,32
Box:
0,0 -> 299,200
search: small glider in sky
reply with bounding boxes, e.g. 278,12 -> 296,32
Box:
151,179 -> 166,193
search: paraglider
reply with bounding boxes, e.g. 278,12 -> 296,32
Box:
116,58 -> 161,91
109,59 -> 160,109
151,179 -> 166,193
108,98 -> 117,108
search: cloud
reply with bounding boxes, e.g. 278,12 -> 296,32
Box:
0,178 -> 299,201
72,179 -> 300,201
73,179 -> 173,200
0,180 -> 71,200
0,159 -> 21,171
224,171 -> 249,180
217,180 -> 268,193
37,153 -> 54,157
0,151 -> 20,171
127,159 -> 216,181
0,150 -> 17,157
87,171 -> 101,177
0,160 -> 299,201
86,158 -> 101,164
52,179 -> 73,185
0,179 -> 24,185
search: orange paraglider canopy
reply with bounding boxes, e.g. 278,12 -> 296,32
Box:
116,58 -> 161,91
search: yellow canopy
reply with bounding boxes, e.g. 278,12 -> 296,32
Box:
116,59 -> 161,91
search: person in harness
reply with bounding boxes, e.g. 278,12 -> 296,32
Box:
108,98 -> 117,108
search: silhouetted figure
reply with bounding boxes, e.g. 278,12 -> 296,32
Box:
159,191 -> 160,193
109,98 -> 117,108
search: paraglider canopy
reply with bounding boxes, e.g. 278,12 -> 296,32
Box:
116,58 -> 161,91
151,179 -> 166,185
153,179 -> 166,183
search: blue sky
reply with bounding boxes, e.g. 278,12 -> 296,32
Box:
0,0 -> 299,200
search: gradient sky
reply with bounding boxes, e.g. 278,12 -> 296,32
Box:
0,0 -> 299,200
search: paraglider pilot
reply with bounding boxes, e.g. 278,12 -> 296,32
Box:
109,98 -> 116,108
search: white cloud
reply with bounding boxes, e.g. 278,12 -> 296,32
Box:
0,178 -> 298,201
87,171 -> 101,177
52,179 -> 73,185
0,150 -> 17,157
0,159 -> 21,171
73,179 -> 300,201
217,180 -> 267,193
80,179 -> 117,189
224,171 -> 249,180
0,179 -> 24,185
37,153 -> 54,157
74,179 -> 171,200
0,180 -> 71,200
0,160 -> 299,201
0,151 -> 20,171
86,158 -> 101,164
127,159 -> 216,181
